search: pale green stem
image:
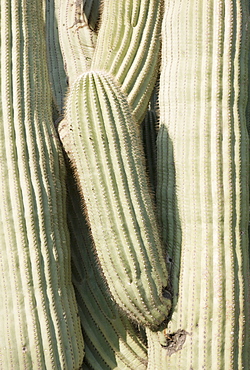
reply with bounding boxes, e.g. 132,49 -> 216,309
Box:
154,0 -> 250,368
91,0 -> 163,123
66,166 -> 148,370
0,0 -> 84,368
59,70 -> 171,329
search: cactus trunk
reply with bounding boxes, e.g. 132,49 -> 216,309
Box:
0,0 -> 84,368
154,0 -> 250,368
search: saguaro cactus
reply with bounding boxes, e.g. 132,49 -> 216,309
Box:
57,0 -> 171,331
67,169 -> 148,369
60,70 -> 171,329
1,0 -> 250,368
153,0 -> 250,368
0,0 -> 84,368
91,0 -> 163,122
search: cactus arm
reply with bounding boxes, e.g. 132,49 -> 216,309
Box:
59,70 -> 171,329
66,168 -> 148,369
0,0 -> 84,368
155,0 -> 250,368
91,0 -> 163,123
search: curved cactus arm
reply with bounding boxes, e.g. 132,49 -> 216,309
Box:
91,0 -> 163,123
156,0 -> 250,368
66,168 -> 148,370
59,70 -> 171,329
0,0 -> 84,368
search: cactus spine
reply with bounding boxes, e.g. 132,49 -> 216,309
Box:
154,0 -> 250,368
60,70 -> 171,329
0,0 -> 84,368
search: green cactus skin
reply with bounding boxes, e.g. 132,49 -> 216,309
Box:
65,167 -> 148,370
45,0 -> 100,115
155,0 -> 250,368
56,0 -> 100,87
45,0 -> 69,114
59,70 -> 171,329
91,0 -> 163,123
145,328 -> 170,370
0,0 -> 84,368
247,26 -> 250,138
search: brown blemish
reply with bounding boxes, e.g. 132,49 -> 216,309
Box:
161,329 -> 188,356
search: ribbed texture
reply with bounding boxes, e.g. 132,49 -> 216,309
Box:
145,328 -> 168,370
60,70 -> 171,328
66,168 -> 148,370
0,0 -> 84,368
45,0 -> 68,113
91,0 -> 163,123
57,0 -> 99,86
155,0 -> 250,368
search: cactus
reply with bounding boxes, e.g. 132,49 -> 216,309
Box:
0,0 -> 84,368
152,0 -> 250,368
91,0 -> 163,123
59,70 -> 171,329
1,0 -> 250,368
45,0 -> 100,113
66,165 -> 148,369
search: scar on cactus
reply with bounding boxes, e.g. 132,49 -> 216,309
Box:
161,329 -> 189,356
